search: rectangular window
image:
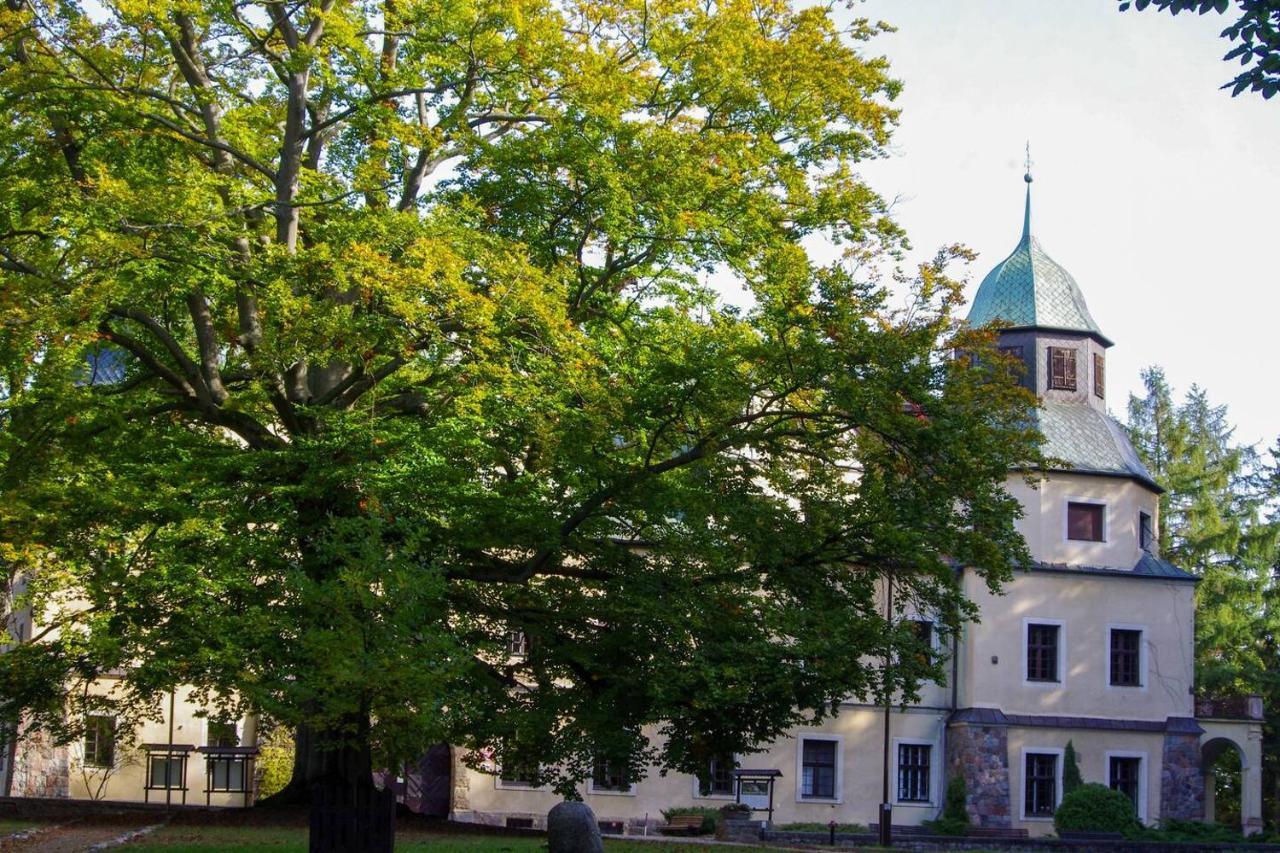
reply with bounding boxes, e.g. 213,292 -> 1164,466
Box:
1049,347 -> 1077,391
800,739 -> 837,799
84,715 -> 115,768
699,754 -> 735,797
909,619 -> 934,668
507,630 -> 529,657
1025,753 -> 1058,817
1067,501 -> 1105,542
1139,512 -> 1153,551
149,755 -> 184,789
208,720 -> 238,748
896,744 -> 931,803
591,757 -> 631,793
1026,623 -> 1060,682
500,760 -> 538,788
210,756 -> 245,791
1109,756 -> 1141,812
1093,353 -> 1105,398
998,345 -> 1024,360
1110,629 -> 1142,687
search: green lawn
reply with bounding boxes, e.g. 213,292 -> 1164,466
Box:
0,819 -> 42,836
126,825 -> 783,852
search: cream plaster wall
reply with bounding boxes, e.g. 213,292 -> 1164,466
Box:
957,569 -> 1195,720
1006,472 -> 1160,570
460,707 -> 948,828
1005,726 -> 1165,836
66,683 -> 256,806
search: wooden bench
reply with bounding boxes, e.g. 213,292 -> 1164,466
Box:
658,814 -> 706,836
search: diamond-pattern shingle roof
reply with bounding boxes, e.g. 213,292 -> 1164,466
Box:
967,183 -> 1112,345
1033,401 -> 1159,490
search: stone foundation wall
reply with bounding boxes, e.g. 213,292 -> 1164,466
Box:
946,723 -> 1011,828
8,727 -> 69,799
1159,732 -> 1204,822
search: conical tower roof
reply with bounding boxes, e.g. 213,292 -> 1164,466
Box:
968,174 -> 1112,346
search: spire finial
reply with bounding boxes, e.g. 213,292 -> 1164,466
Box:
1022,141 -> 1033,240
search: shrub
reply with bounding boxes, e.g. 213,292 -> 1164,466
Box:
923,776 -> 970,836
1062,741 -> 1083,796
660,806 -> 720,835
1053,783 -> 1139,835
1128,819 -> 1243,843
255,725 -> 294,800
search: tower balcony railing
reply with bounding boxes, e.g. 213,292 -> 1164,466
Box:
1194,694 -> 1264,721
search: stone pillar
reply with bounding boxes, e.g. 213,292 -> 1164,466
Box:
1243,726 -> 1264,836
1158,731 -> 1203,822
1202,771 -> 1215,822
9,725 -> 70,799
450,746 -> 471,815
946,721 -> 1011,828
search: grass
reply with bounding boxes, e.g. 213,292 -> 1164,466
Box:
0,819 -> 42,836
125,825 -> 785,852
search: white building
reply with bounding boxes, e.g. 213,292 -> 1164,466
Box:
447,172 -> 1264,837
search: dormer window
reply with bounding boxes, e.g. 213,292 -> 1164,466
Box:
1048,347 -> 1076,391
1139,512 -> 1154,552
1093,353 -> 1105,398
1066,501 -> 1105,542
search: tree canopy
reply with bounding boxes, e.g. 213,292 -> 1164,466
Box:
1118,0 -> 1280,99
0,0 -> 1040,805
1126,368 -> 1280,824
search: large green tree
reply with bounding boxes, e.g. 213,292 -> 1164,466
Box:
1127,368 -> 1280,826
0,0 -> 1039,840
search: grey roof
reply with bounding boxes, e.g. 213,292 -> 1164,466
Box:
1034,401 -> 1160,490
949,708 -> 1203,734
967,183 -> 1112,346
1029,555 -> 1197,583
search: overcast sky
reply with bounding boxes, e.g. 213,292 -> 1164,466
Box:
840,0 -> 1280,449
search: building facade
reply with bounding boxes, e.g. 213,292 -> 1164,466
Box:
1,174 -> 1263,833
449,173 -> 1265,836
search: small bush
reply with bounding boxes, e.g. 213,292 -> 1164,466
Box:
775,822 -> 867,833
1053,783 -> 1139,835
924,776 -> 970,836
660,806 -> 720,835
1062,741 -> 1083,796
255,726 -> 294,800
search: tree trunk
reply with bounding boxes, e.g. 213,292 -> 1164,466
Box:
265,715 -> 394,852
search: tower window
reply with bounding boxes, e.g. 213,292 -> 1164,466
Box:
1139,512 -> 1153,551
1026,623 -> 1060,682
1093,353 -> 1105,398
1110,628 -> 1143,687
1067,502 -> 1105,542
1048,347 -> 1076,391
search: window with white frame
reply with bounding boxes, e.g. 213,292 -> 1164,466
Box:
1024,752 -> 1059,817
1109,628 -> 1143,687
1026,622 -> 1061,683
590,757 -> 632,793
698,754 -> 735,797
507,630 -> 529,657
799,738 -> 837,800
1109,755 -> 1142,813
896,743 -> 931,803
1067,501 -> 1105,542
84,714 -> 115,768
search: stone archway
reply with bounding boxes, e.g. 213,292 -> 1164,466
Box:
1201,737 -> 1245,830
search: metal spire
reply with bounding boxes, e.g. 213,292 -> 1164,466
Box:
1022,141 -> 1033,240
